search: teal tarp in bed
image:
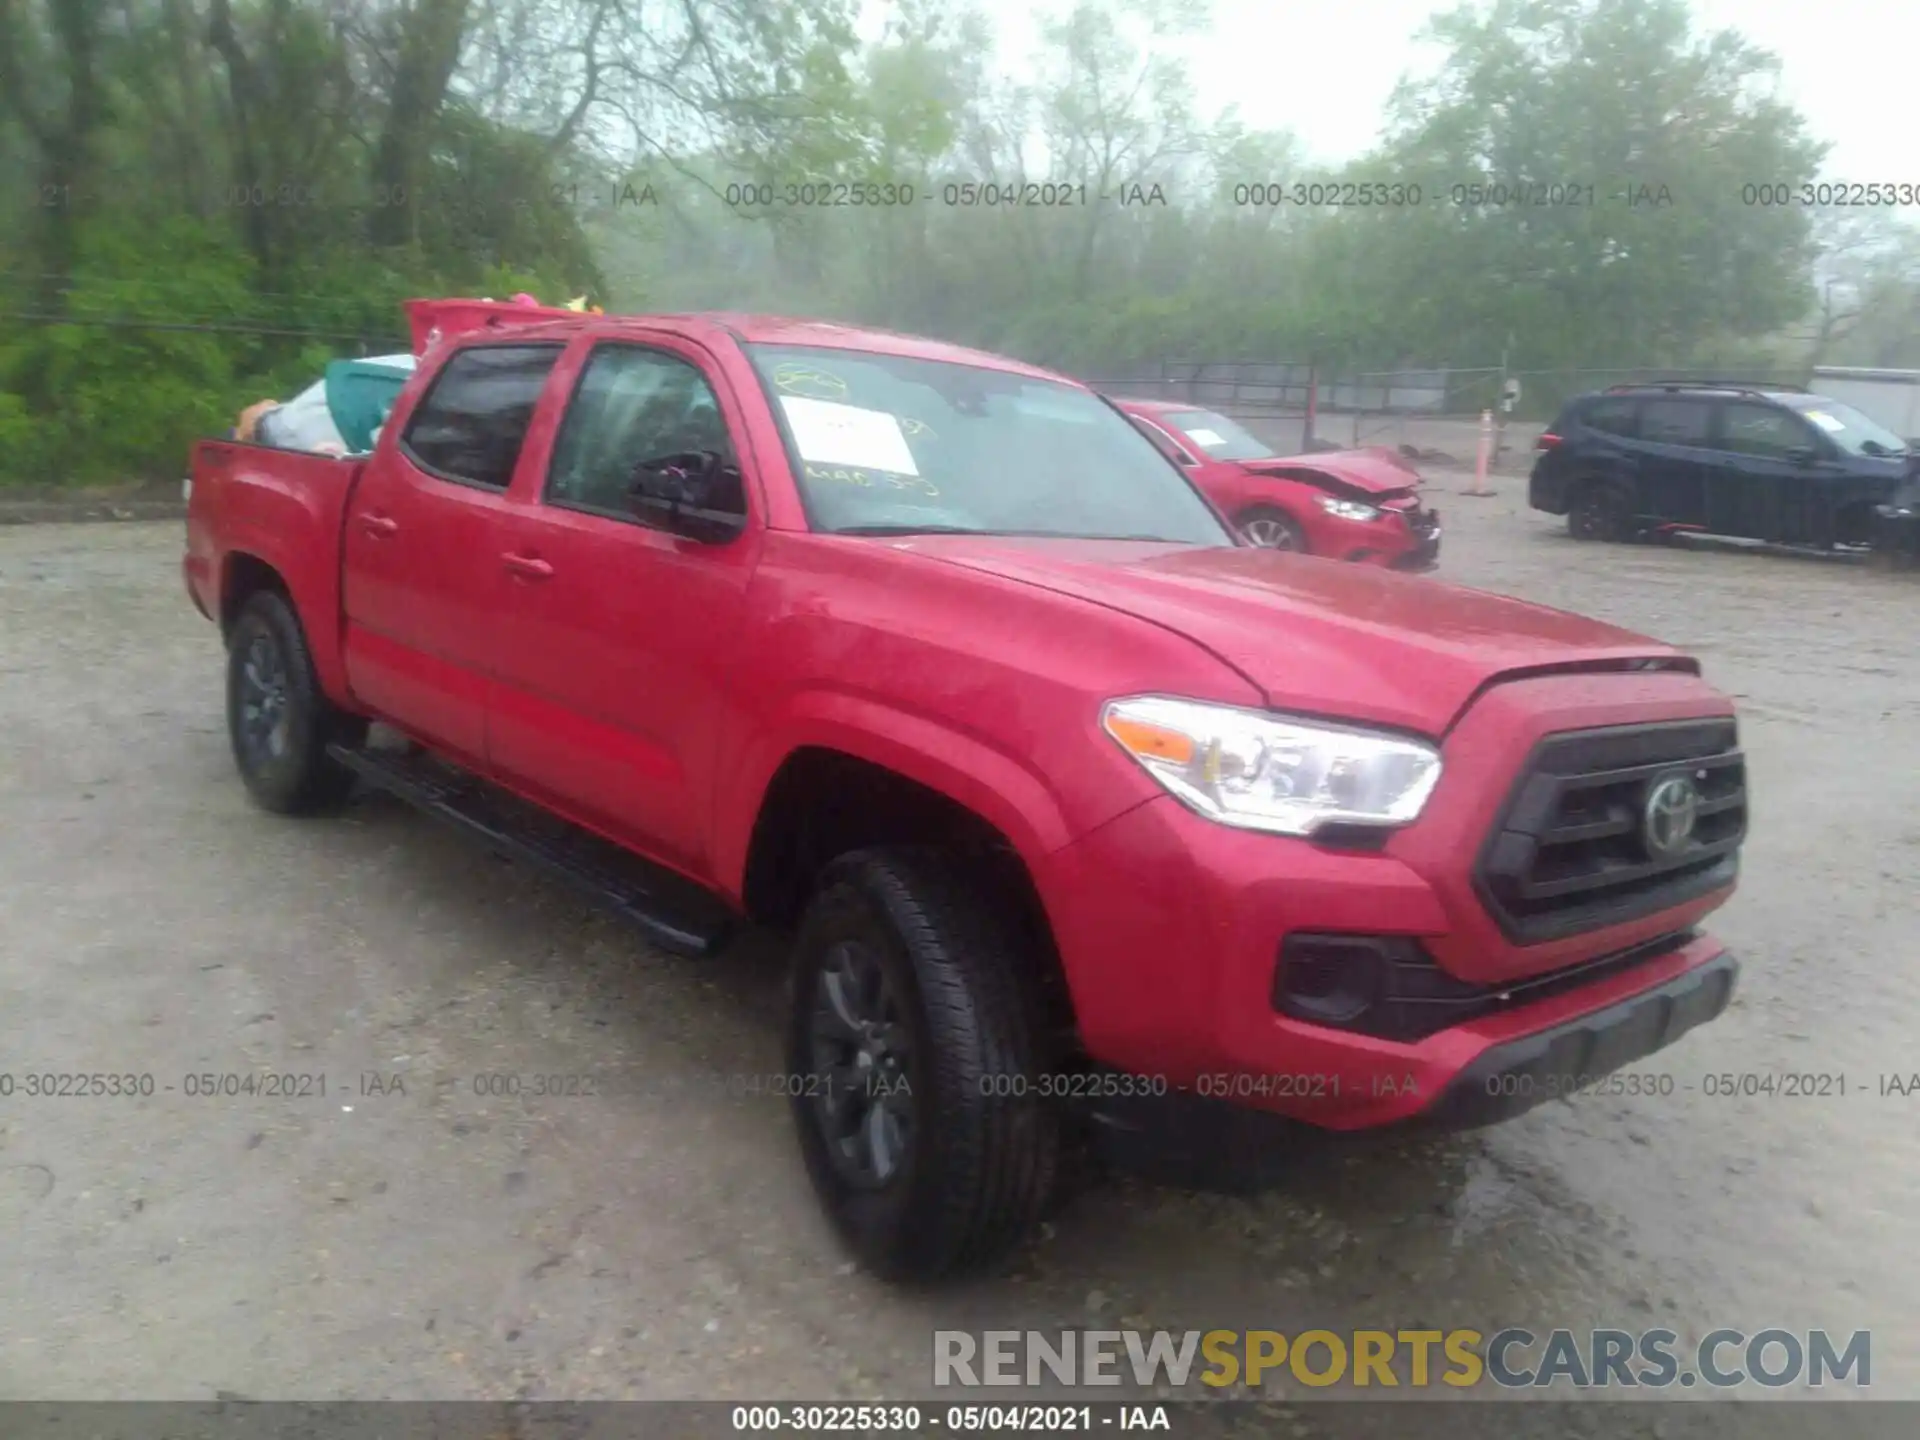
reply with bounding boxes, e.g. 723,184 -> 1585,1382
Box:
324,358 -> 413,454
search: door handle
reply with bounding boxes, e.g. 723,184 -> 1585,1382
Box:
501,552 -> 554,580
358,512 -> 399,538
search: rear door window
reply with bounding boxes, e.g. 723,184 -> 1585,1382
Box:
1639,399 -> 1710,447
399,344 -> 563,489
1581,397 -> 1639,437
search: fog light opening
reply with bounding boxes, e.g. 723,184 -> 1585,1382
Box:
1275,935 -> 1390,1027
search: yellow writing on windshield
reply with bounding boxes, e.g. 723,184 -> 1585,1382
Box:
803,464 -> 939,497
772,363 -> 849,400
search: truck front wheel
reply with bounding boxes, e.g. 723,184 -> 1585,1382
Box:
226,590 -> 366,814
786,847 -> 1060,1281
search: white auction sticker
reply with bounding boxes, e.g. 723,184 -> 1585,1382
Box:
1803,410 -> 1844,433
779,396 -> 920,476
1185,427 -> 1225,447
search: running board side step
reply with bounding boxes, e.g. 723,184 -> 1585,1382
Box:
327,743 -> 733,958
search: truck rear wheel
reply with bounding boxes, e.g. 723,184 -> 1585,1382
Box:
226,590 -> 366,814
786,847 -> 1059,1281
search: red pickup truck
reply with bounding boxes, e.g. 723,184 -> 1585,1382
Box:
184,302 -> 1747,1281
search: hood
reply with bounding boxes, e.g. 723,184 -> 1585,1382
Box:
1238,448 -> 1421,497
896,538 -> 1689,735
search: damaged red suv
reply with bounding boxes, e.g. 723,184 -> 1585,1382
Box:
1113,396 -> 1441,569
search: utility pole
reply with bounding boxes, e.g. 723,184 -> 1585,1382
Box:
1302,359 -> 1318,452
1495,331 -> 1512,467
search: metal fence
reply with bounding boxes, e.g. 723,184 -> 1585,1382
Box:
1086,362 -> 1505,461
1087,362 -> 1820,469
1091,361 -> 1485,416
1089,362 -> 1317,414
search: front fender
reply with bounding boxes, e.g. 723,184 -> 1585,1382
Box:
713,689 -> 1079,907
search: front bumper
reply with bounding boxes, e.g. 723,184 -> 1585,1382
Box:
1039,672 -> 1746,1190
1080,947 -> 1738,1192
1392,509 -> 1441,570
1330,504 -> 1440,569
1414,946 -> 1736,1128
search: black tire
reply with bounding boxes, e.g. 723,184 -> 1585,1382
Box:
1237,506 -> 1308,551
1868,544 -> 1918,573
1866,511 -> 1920,571
226,589 -> 367,814
786,847 -> 1060,1282
1567,478 -> 1633,542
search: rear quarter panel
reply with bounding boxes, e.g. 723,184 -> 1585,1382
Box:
186,439 -> 364,706
1562,429 -> 1642,493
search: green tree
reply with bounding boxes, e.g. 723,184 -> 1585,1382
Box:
1351,0 -> 1826,368
0,0 -> 873,484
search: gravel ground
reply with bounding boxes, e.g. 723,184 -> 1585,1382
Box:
0,489 -> 1915,1434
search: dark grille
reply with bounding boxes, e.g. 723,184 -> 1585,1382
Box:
1474,719 -> 1746,944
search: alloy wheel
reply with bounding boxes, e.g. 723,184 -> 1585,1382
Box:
237,631 -> 292,765
1242,516 -> 1300,549
806,939 -> 916,1189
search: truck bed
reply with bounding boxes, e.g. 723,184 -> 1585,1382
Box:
183,438 -> 366,697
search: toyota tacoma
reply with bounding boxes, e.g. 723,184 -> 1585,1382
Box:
184,300 -> 1747,1281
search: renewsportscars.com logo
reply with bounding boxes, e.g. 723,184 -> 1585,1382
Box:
932,1328 -> 1871,1390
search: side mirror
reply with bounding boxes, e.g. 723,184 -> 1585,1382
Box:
628,450 -> 746,543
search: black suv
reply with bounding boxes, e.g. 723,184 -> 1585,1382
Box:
1529,382 -> 1917,549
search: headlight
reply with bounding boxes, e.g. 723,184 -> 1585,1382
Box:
1101,695 -> 1442,836
1317,495 -> 1380,522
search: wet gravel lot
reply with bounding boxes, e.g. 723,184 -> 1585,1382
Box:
1,485 -> 1915,1432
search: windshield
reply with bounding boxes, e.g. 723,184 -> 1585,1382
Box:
1160,409 -> 1277,461
1786,396 -> 1909,456
746,345 -> 1235,543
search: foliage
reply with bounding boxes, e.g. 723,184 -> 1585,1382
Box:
0,0 -> 1912,485
0,0 -> 842,483
0,214 -> 254,483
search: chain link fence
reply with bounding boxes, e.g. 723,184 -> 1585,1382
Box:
1086,362 -> 1820,470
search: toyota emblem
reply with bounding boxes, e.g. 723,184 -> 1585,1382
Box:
1642,773 -> 1701,857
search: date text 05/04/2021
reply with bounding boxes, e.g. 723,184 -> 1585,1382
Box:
4,1069 -> 1918,1103
728,1404 -> 1174,1433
